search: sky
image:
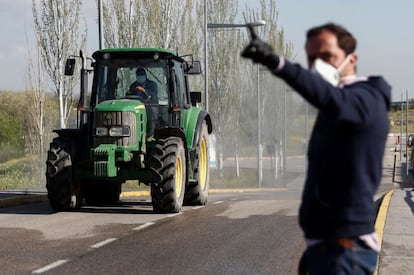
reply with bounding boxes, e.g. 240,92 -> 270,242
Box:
0,0 -> 413,101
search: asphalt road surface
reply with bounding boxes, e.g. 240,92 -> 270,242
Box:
0,188 -> 304,275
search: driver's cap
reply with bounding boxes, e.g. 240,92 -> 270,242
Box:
136,68 -> 146,76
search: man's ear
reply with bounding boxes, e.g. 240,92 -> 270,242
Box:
350,53 -> 357,65
347,53 -> 358,73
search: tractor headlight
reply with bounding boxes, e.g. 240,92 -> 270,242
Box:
95,127 -> 109,136
109,126 -> 131,137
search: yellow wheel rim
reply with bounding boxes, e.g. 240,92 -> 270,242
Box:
175,155 -> 183,199
199,138 -> 207,190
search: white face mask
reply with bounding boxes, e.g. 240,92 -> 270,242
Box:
310,54 -> 353,86
136,75 -> 146,84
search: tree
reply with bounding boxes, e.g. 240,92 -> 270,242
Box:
32,0 -> 87,128
205,0 -> 241,177
102,0 -> 144,48
24,28 -> 47,181
103,0 -> 198,53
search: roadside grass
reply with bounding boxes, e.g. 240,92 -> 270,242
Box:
210,167 -> 292,189
122,180 -> 150,191
0,157 -> 44,190
388,110 -> 414,134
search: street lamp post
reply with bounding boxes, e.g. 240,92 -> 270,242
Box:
257,64 -> 262,187
98,0 -> 104,50
405,90 -> 409,176
204,14 -> 265,187
207,22 -> 266,28
204,18 -> 266,111
283,85 -> 287,176
204,1 -> 208,111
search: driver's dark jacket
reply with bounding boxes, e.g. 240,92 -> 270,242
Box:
275,61 -> 391,239
129,79 -> 158,103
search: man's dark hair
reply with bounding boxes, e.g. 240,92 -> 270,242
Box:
306,23 -> 356,55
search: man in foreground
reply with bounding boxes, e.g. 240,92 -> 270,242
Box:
242,23 -> 391,274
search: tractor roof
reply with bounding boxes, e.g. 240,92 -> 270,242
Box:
92,48 -> 184,61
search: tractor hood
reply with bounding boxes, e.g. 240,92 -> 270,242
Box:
95,99 -> 146,112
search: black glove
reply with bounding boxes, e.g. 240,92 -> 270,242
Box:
241,25 -> 280,69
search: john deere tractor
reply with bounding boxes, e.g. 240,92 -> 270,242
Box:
45,48 -> 212,213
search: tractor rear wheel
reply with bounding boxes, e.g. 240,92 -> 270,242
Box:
150,137 -> 186,213
46,137 -> 82,211
184,122 -> 210,205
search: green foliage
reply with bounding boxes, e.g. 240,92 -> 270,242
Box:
0,90 -> 59,188
0,91 -> 27,162
0,90 -> 59,149
0,157 -> 44,190
0,169 -> 31,190
0,111 -> 24,148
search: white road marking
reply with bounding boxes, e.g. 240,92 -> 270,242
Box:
90,238 -> 117,249
166,212 -> 182,218
191,206 -> 206,210
213,201 -> 224,204
133,222 -> 155,231
32,259 -> 68,274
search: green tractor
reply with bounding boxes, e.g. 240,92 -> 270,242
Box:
45,48 -> 212,213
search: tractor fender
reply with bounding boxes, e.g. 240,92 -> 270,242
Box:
183,108 -> 212,149
154,127 -> 189,153
192,110 -> 212,148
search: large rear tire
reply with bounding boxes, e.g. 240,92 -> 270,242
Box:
184,122 -> 210,205
150,137 -> 186,213
46,137 -> 82,211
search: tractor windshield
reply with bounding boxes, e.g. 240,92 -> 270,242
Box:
95,58 -> 169,105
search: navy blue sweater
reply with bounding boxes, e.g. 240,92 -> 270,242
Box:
276,61 -> 391,239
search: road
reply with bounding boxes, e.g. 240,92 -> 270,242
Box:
0,188 -> 304,274
0,137 -> 396,274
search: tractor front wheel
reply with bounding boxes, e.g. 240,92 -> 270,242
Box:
46,137 -> 82,211
150,137 -> 186,213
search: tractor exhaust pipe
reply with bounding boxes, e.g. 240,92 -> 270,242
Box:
79,50 -> 89,126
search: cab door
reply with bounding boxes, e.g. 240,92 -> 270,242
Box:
170,61 -> 188,128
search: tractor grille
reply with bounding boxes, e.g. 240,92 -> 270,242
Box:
93,111 -> 137,147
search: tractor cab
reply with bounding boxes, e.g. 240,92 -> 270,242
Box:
90,48 -> 201,139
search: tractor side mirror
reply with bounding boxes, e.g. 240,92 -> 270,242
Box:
190,91 -> 202,106
65,58 -> 76,76
184,61 -> 202,75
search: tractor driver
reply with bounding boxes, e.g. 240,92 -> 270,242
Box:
129,68 -> 158,103
129,67 -> 159,140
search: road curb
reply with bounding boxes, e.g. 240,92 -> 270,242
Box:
0,194 -> 49,208
120,188 -> 288,198
0,188 -> 287,208
120,191 -> 150,197
374,188 -> 394,275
